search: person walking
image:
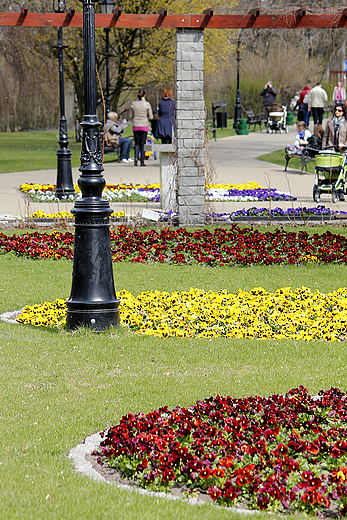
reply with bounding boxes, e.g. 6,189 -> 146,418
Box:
332,81 -> 347,104
104,112 -> 133,163
298,82 -> 311,127
155,88 -> 175,144
308,82 -> 328,125
130,89 -> 153,166
260,81 -> 278,126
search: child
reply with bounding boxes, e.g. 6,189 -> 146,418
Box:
293,121 -> 311,151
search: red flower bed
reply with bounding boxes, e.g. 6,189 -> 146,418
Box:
98,387 -> 347,514
1,226 -> 347,266
0,231 -> 74,260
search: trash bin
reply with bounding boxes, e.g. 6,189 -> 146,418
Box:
216,111 -> 227,128
235,119 -> 249,135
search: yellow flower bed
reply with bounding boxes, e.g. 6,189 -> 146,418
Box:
21,183 -> 81,193
205,181 -> 265,190
16,286 -> 347,341
22,182 -> 261,193
29,210 -> 125,219
110,183 -> 160,191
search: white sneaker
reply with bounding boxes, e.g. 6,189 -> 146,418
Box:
127,158 -> 134,162
121,158 -> 128,163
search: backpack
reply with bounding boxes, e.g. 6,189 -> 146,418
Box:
303,92 -> 309,104
105,126 -> 119,147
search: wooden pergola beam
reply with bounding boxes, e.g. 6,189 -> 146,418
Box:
1,11 -> 347,29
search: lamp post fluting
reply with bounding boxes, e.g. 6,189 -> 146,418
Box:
66,0 -> 119,331
233,30 -> 242,130
53,0 -> 75,200
99,0 -> 115,115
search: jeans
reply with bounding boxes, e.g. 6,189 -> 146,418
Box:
302,103 -> 310,127
119,136 -> 132,160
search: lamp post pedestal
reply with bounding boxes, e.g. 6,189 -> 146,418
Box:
66,0 -> 119,331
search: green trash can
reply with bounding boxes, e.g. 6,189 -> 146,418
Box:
286,111 -> 295,126
235,119 -> 249,135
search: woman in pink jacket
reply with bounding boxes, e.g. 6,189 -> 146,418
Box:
130,90 -> 153,166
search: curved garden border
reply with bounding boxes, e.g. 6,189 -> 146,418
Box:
68,432 -> 256,514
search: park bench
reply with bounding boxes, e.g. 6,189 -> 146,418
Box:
244,110 -> 267,132
244,110 -> 261,131
284,146 -> 316,173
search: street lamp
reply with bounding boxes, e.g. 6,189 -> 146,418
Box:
66,0 -> 119,331
99,0 -> 115,115
233,29 -> 243,129
52,0 -> 75,200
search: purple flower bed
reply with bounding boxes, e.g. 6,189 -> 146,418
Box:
206,188 -> 297,202
207,206 -> 347,222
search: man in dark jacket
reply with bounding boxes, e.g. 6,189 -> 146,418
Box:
260,81 -> 278,126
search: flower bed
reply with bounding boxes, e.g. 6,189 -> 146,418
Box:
2,225 -> 347,266
28,210 -> 125,219
208,205 -> 347,222
15,286 -> 347,341
20,182 -> 295,203
96,386 -> 347,515
205,182 -> 296,202
20,183 -> 160,203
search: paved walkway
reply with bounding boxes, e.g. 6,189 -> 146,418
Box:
1,124 -> 346,218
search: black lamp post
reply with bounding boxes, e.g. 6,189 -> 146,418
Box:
233,29 -> 243,130
52,0 -> 75,200
99,0 -> 114,115
66,0 -> 119,331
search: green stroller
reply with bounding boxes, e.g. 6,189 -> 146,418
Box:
312,149 -> 347,203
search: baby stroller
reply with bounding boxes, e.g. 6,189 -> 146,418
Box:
312,148 -> 347,203
267,103 -> 288,134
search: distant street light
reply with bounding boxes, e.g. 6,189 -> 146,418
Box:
52,0 -> 75,200
99,0 -> 115,114
66,0 -> 119,331
233,29 -> 243,130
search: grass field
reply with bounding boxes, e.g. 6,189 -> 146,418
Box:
1,238 -> 347,519
0,130 -> 136,174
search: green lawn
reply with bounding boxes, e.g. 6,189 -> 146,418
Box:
0,120 -> 266,174
0,128 -> 135,174
258,148 -> 316,174
1,244 -> 347,519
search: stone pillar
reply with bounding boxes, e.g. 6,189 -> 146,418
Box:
175,28 -> 205,225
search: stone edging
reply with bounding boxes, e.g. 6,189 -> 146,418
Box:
0,309 -> 22,324
68,433 -> 202,504
68,432 -> 257,514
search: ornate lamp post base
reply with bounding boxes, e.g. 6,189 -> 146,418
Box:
66,0 -> 119,331
66,213 -> 120,330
